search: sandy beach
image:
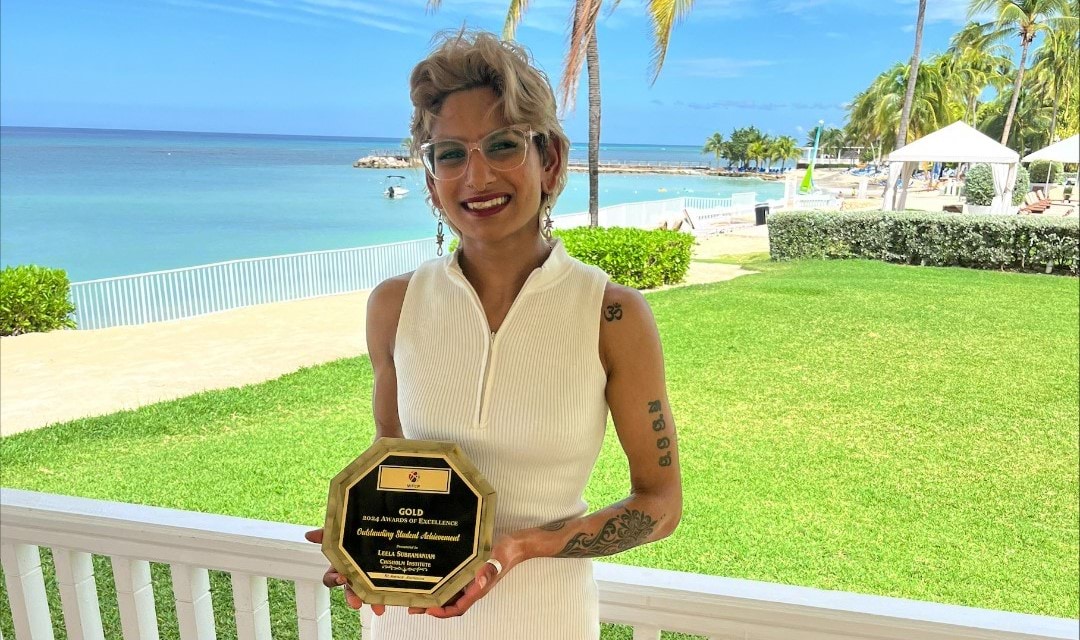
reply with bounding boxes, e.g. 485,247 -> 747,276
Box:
0,229 -> 769,437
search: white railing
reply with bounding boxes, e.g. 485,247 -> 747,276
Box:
1,490 -> 1074,640
68,195 -> 761,330
794,194 -> 842,209
566,160 -> 710,169
69,238 -> 439,330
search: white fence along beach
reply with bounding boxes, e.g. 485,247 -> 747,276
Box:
69,195 -> 763,330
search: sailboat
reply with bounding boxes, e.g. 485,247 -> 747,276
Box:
799,121 -> 824,195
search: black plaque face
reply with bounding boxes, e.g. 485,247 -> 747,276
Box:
323,439 -> 496,607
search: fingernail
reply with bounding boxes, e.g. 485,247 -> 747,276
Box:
477,575 -> 488,590
336,576 -> 346,585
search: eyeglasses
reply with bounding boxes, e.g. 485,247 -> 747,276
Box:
420,126 -> 538,181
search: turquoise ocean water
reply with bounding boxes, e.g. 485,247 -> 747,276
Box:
0,127 -> 781,281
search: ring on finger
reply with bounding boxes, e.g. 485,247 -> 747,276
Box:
485,558 -> 503,575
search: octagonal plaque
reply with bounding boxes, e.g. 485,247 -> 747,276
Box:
322,437 -> 496,608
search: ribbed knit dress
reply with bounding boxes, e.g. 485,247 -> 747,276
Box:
369,239 -> 609,639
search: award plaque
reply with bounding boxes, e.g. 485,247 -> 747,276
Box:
321,437 -> 496,608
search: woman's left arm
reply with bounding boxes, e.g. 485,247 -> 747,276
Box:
416,283 -> 682,618
551,281 -> 684,553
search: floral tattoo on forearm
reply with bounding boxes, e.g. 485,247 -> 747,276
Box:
555,508 -> 658,557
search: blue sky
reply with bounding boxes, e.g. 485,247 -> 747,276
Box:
1,0 -> 984,145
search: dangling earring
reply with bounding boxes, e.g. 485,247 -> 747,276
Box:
541,204 -> 553,242
435,209 -> 446,256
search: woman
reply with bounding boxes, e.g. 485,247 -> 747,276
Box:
307,30 -> 681,639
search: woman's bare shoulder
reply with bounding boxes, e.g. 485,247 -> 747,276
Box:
366,272 -> 415,353
598,282 -> 659,372
601,281 -> 652,323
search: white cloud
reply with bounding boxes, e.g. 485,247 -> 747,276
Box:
160,0 -> 328,27
900,24 -> 915,33
253,0 -> 423,33
772,0 -> 831,15
675,58 -> 777,79
158,0 -> 426,34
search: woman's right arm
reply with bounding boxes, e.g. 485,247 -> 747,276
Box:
365,273 -> 411,439
304,273 -> 413,612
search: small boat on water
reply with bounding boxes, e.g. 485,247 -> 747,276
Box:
384,175 -> 410,199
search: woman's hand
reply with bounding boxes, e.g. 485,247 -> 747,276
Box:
303,528 -> 386,615
407,532 -> 524,618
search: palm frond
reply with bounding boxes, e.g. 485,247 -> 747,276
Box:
647,0 -> 694,84
502,0 -> 531,40
558,0 -> 602,113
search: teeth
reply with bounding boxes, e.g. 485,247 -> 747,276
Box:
465,196 -> 509,211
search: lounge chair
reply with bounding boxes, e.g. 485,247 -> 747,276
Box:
1020,192 -> 1050,214
682,207 -> 732,238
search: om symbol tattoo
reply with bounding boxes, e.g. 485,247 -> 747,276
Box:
604,303 -> 623,322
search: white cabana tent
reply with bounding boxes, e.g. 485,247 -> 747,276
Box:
883,121 -> 1020,214
1023,134 -> 1079,194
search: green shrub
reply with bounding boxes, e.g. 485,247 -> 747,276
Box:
963,163 -> 995,206
0,265 -> 78,336
1028,160 -> 1063,184
448,228 -> 694,288
1012,165 -> 1030,206
557,227 -> 694,288
769,210 -> 1079,275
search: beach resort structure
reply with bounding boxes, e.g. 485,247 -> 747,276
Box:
882,122 -> 1020,215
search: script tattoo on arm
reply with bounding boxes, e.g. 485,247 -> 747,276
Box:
604,303 -> 624,322
555,509 -> 657,558
649,400 -> 673,467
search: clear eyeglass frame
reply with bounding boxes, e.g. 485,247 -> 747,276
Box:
420,126 -> 539,181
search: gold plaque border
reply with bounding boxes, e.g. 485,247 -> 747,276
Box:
322,437 -> 497,608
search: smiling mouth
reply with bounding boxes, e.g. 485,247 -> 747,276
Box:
463,195 -> 510,211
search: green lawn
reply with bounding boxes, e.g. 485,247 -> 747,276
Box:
2,258 -> 1077,639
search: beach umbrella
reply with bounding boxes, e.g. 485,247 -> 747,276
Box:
1022,134 -> 1080,187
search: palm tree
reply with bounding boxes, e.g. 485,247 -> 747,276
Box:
702,132 -> 725,168
819,127 -> 847,159
946,22 -> 1014,125
968,0 -> 1075,145
747,140 -> 769,171
845,57 -> 952,155
896,0 -> 928,149
768,136 -> 800,172
1028,11 -> 1079,145
495,0 -> 695,226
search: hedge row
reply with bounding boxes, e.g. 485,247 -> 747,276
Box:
445,226 -> 695,290
557,227 -> 695,289
0,265 -> 77,336
769,210 -> 1079,275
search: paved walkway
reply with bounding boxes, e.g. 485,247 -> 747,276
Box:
0,230 -> 769,436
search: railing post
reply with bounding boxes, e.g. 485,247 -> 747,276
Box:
230,573 -> 271,640
112,557 -> 159,640
52,548 -> 105,640
170,563 -> 216,640
0,543 -> 55,640
294,580 -> 331,640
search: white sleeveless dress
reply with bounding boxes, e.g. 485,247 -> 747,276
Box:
371,240 -> 609,639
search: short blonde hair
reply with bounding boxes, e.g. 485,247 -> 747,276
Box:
409,30 -> 570,211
